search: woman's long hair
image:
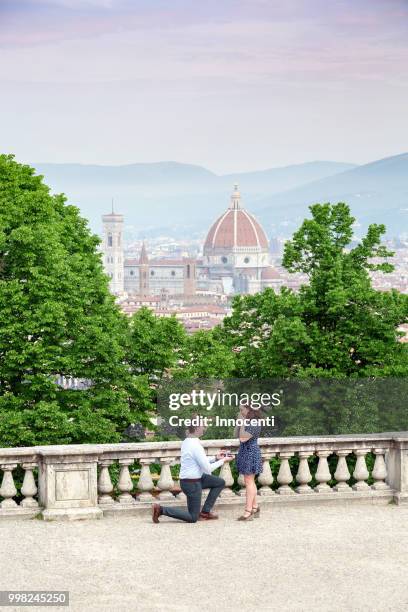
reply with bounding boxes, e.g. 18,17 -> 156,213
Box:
243,405 -> 262,421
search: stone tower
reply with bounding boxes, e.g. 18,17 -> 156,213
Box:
139,242 -> 149,296
102,206 -> 124,294
183,259 -> 196,295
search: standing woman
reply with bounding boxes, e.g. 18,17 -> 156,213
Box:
235,403 -> 263,521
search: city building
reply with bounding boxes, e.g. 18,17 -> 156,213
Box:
102,185 -> 280,297
198,184 -> 279,294
123,246 -> 196,297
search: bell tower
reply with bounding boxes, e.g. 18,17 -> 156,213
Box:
102,201 -> 124,294
139,242 -> 149,297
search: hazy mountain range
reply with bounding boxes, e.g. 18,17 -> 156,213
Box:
32,153 -> 408,239
256,153 -> 408,238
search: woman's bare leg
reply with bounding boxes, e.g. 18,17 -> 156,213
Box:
244,474 -> 257,512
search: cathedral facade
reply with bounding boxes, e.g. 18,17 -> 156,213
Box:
102,185 -> 280,296
101,214 -> 196,296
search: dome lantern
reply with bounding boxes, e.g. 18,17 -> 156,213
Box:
230,183 -> 241,210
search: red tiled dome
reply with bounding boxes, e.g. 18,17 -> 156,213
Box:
204,186 -> 269,251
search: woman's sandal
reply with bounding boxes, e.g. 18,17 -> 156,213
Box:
237,509 -> 254,521
252,506 -> 261,518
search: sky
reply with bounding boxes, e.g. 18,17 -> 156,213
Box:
0,0 -> 407,173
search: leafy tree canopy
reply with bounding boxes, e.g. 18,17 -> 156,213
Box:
128,307 -> 187,380
0,155 -> 151,447
222,203 -> 408,378
174,328 -> 235,379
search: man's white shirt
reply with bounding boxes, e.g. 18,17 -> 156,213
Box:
179,436 -> 225,479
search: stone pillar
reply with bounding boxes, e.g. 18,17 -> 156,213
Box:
117,459 -> 136,505
386,437 -> 408,504
295,452 -> 313,494
21,462 -> 39,508
371,448 -> 390,491
157,459 -> 175,501
174,479 -> 187,503
98,460 -> 115,505
352,449 -> 369,491
277,452 -> 295,495
333,449 -> 352,492
0,464 -> 18,509
219,460 -> 236,498
237,472 -> 246,497
137,459 -> 155,502
314,451 -> 333,493
38,448 -> 102,521
257,454 -> 275,496
173,455 -> 187,502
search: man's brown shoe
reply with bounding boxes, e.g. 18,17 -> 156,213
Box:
152,503 -> 162,523
199,511 -> 218,520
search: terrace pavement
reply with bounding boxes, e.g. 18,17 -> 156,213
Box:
1,504 -> 408,612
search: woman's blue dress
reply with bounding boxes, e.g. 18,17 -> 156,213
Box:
236,423 -> 263,475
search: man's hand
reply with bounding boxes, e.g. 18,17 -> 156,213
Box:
216,451 -> 234,461
223,454 -> 235,462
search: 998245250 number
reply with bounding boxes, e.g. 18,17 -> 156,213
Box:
0,591 -> 69,606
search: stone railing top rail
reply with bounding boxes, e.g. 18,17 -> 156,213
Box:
0,431 -> 407,462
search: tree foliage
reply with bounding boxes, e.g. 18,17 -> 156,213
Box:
0,155 -> 151,447
221,203 -> 408,433
128,306 -> 187,382
2,160 -> 407,447
223,203 -> 408,378
174,328 -> 235,379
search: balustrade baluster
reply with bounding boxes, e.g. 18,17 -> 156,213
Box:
237,472 -> 246,497
295,451 -> 313,494
352,449 -> 370,490
277,452 -> 295,494
174,477 -> 187,502
333,450 -> 352,492
371,448 -> 390,490
118,459 -> 136,504
137,459 -> 155,501
157,458 -> 175,501
173,456 -> 187,502
21,462 -> 39,508
98,460 -> 115,505
314,451 -> 333,493
0,464 -> 18,508
257,453 -> 275,496
219,459 -> 236,498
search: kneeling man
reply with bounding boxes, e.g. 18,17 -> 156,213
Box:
152,419 -> 233,523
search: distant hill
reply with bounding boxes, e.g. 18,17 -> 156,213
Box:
32,160 -> 356,236
255,153 -> 408,238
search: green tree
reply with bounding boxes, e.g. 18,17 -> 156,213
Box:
128,307 -> 187,380
175,328 -> 235,379
281,202 -> 408,376
0,154 -> 150,447
221,203 -> 408,433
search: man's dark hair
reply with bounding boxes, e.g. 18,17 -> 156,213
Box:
187,413 -> 200,434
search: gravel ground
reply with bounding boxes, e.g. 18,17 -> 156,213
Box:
1,504 -> 408,612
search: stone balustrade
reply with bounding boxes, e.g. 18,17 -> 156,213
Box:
0,433 -> 407,520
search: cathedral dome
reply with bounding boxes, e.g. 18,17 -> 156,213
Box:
204,185 -> 269,252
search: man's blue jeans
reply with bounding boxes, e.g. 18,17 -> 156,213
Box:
161,473 -> 225,523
